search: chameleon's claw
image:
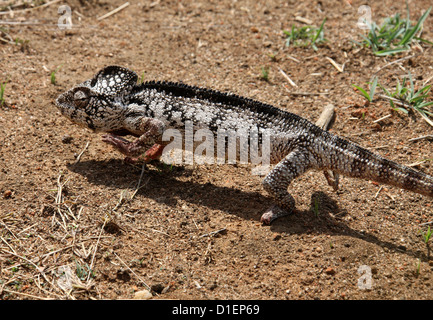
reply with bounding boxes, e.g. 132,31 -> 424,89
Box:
260,205 -> 291,225
101,134 -> 133,156
143,143 -> 165,162
123,156 -> 140,164
102,134 -> 165,163
323,170 -> 340,191
102,133 -> 129,147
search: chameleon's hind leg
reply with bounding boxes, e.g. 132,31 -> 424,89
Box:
261,148 -> 312,224
323,170 -> 339,191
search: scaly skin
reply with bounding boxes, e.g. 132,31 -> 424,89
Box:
56,66 -> 433,224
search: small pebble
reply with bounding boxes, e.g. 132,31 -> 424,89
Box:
61,135 -> 73,144
272,233 -> 281,241
325,267 -> 336,275
3,190 -> 12,199
133,289 -> 153,300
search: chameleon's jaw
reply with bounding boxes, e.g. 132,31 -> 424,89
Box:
55,91 -> 75,119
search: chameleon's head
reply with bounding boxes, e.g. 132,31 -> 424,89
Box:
55,65 -> 139,132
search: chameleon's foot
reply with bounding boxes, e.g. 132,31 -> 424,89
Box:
260,205 -> 291,225
124,156 -> 140,164
142,143 -> 165,162
323,170 -> 339,191
125,144 -> 165,164
102,134 -> 133,155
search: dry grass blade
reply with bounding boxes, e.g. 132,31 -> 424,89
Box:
97,2 -> 130,21
326,57 -> 344,72
131,164 -> 150,200
113,252 -> 151,291
0,288 -> 54,300
0,0 -> 61,15
73,141 -> 90,165
278,67 -> 297,87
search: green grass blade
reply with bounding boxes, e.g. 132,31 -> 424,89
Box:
414,37 -> 433,45
352,84 -> 371,101
417,101 -> 433,109
369,76 -> 378,100
378,83 -> 392,97
373,47 -> 408,56
312,18 -> 326,43
399,6 -> 431,46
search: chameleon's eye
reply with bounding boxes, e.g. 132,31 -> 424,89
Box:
73,90 -> 89,108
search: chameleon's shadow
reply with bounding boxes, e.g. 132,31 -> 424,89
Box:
67,159 -> 428,261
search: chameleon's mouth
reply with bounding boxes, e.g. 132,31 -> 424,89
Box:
55,92 -> 71,114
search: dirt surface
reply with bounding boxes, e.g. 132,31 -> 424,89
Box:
1,0 -> 433,300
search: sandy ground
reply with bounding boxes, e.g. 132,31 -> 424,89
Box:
1,0 -> 433,300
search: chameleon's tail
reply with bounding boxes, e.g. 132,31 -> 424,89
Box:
324,134 -> 433,198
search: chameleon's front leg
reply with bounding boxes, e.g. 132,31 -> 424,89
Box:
261,148 -> 312,224
101,117 -> 166,161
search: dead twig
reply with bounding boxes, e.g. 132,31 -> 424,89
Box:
408,135 -> 433,142
372,114 -> 392,123
0,0 -> 61,15
199,228 -> 227,238
315,103 -> 336,130
131,163 -> 150,200
97,2 -> 130,21
374,54 -> 418,74
281,86 -> 329,96
278,67 -> 297,87
374,185 -> 384,199
113,252 -> 151,291
74,141 -> 90,165
315,103 -> 339,191
0,288 -> 54,300
325,57 -> 344,73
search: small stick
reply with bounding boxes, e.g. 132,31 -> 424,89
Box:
1,288 -> 54,300
407,159 -> 427,167
74,141 -> 90,165
0,0 -> 61,15
199,228 -> 227,238
326,57 -> 344,73
372,114 -> 392,123
419,221 -> 433,226
315,103 -> 336,130
374,185 -> 383,199
97,2 -> 130,21
278,67 -> 297,87
41,236 -> 112,260
408,135 -> 433,142
131,164 -> 150,200
315,104 -> 339,191
377,94 -> 409,107
0,248 -> 41,271
374,54 -> 417,74
281,87 -> 329,96
86,219 -> 106,283
113,252 -> 151,291
0,236 -> 17,254
423,74 -> 433,87
294,16 -> 313,24
287,55 -> 300,63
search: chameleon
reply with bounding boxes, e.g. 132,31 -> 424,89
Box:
55,65 -> 433,224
